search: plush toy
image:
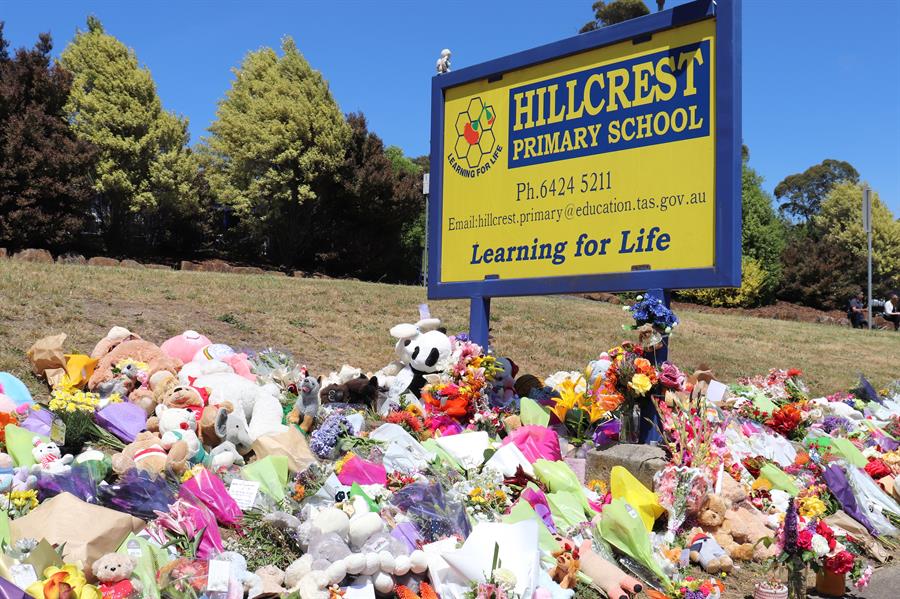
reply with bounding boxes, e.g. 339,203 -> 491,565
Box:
287,375 -> 321,433
0,453 -> 14,492
549,537 -> 580,589
214,408 -> 253,455
320,376 -> 379,408
254,564 -> 287,597
88,339 -> 181,393
89,326 -> 141,361
178,359 -> 234,385
698,497 -> 777,561
208,440 -> 246,471
577,540 -> 642,599
186,372 -> 285,442
30,438 -> 73,475
161,330 -> 212,364
111,431 -> 189,476
150,372 -> 205,419
156,405 -> 206,465
687,531 -> 733,574
216,551 -> 263,598
698,494 -> 728,528
91,553 -> 142,599
489,357 -> 519,409
375,318 -> 441,387
192,344 -> 255,381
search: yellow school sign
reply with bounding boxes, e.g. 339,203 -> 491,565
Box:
428,0 -> 741,307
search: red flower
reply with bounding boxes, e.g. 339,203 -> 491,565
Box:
824,550 -> 855,575
816,520 -> 837,551
766,404 -> 802,436
865,458 -> 891,480
787,368 -> 803,378
797,529 -> 813,550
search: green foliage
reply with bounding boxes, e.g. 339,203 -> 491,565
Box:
61,17 -> 198,254
775,159 -> 859,222
779,181 -> 900,309
0,25 -> 97,252
580,0 -> 650,32
205,36 -> 350,265
678,256 -> 768,308
741,163 -> 787,300
385,145 -> 420,176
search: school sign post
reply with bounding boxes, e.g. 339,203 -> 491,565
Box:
428,0 -> 742,349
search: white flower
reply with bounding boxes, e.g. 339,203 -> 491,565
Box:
811,534 -> 830,558
493,568 -> 516,588
544,371 -> 586,395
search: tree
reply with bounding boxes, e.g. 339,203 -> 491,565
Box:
60,16 -> 197,255
312,114 -> 424,281
0,24 -> 97,253
779,181 -> 900,309
741,161 -> 787,299
580,0 -> 650,33
774,159 -> 859,222
204,36 -> 350,266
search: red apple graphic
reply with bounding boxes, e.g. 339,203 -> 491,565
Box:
463,121 -> 480,145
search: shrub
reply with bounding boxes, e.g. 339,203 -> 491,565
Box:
678,257 -> 768,308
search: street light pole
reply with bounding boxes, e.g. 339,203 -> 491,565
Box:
863,185 -> 873,329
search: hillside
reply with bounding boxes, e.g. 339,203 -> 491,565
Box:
1,260 -> 898,397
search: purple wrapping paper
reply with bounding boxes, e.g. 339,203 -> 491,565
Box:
823,463 -> 877,536
0,578 -> 28,599
592,419 -> 621,449
95,401 -> 146,443
20,408 -> 52,437
521,486 -> 556,533
391,521 -> 423,553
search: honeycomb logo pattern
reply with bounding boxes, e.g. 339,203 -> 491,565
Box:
453,97 -> 496,168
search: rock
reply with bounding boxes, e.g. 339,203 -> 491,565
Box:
0,248 -> 7,259
197,259 -> 232,273
13,248 -> 53,263
144,263 -> 171,270
57,253 -> 86,264
119,259 -> 144,269
292,270 -> 307,278
585,443 -> 667,489
87,256 -> 120,267
180,260 -> 198,271
270,271 -> 287,277
231,266 -> 265,275
582,292 -> 622,305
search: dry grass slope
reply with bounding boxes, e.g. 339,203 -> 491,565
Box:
1,260 -> 898,397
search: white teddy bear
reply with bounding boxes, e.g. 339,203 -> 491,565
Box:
30,437 -> 73,475
156,405 -> 205,464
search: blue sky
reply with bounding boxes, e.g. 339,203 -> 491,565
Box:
4,0 -> 899,211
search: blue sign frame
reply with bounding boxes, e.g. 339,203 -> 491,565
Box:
427,0 -> 741,302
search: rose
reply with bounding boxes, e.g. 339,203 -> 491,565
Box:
824,550 -> 855,575
816,520 -> 837,551
797,529 -> 813,551
628,373 -> 652,395
658,362 -> 686,390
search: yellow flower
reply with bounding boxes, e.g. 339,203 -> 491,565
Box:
550,377 -> 584,422
799,496 -> 827,519
628,373 -> 652,395
27,564 -> 99,599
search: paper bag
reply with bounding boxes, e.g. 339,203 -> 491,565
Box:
10,492 -> 144,573
25,334 -> 67,378
251,426 -> 317,474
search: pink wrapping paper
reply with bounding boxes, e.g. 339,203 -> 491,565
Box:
337,455 -> 387,486
501,425 -> 562,463
179,467 -> 242,526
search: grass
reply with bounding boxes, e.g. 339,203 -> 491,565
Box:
1,259 -> 899,399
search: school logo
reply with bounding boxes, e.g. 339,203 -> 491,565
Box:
448,97 -> 502,177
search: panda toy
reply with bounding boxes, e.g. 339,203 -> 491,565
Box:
383,319 -> 452,407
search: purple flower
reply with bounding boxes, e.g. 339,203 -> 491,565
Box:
310,413 -> 352,458
784,498 -> 799,554
821,415 -> 850,434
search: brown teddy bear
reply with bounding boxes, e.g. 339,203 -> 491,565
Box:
111,431 -> 189,476
92,553 -> 142,598
698,496 -> 776,561
88,339 -> 182,394
697,494 -> 729,528
146,372 -> 205,429
549,537 -> 580,589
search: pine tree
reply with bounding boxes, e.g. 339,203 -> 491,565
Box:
0,24 -> 97,252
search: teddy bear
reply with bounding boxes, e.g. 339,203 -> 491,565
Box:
155,405 -> 206,465
89,326 -> 141,361
30,438 -> 73,475
145,372 -> 221,444
697,494 -> 728,529
91,553 -> 142,599
687,531 -> 733,574
287,375 -> 321,433
111,431 -> 189,476
320,376 -> 380,409
88,339 -> 181,397
180,372 -> 283,439
697,495 -> 776,561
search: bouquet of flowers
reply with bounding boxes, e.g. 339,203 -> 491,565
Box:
591,344 -> 660,442
47,387 -> 123,452
465,543 -> 519,599
310,412 -> 354,459
454,469 -> 513,523
422,337 -> 501,422
654,465 -> 710,538
649,576 -> 723,599
545,372 -> 607,445
623,294 -> 678,350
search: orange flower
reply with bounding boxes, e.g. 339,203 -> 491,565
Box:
0,412 -> 14,444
